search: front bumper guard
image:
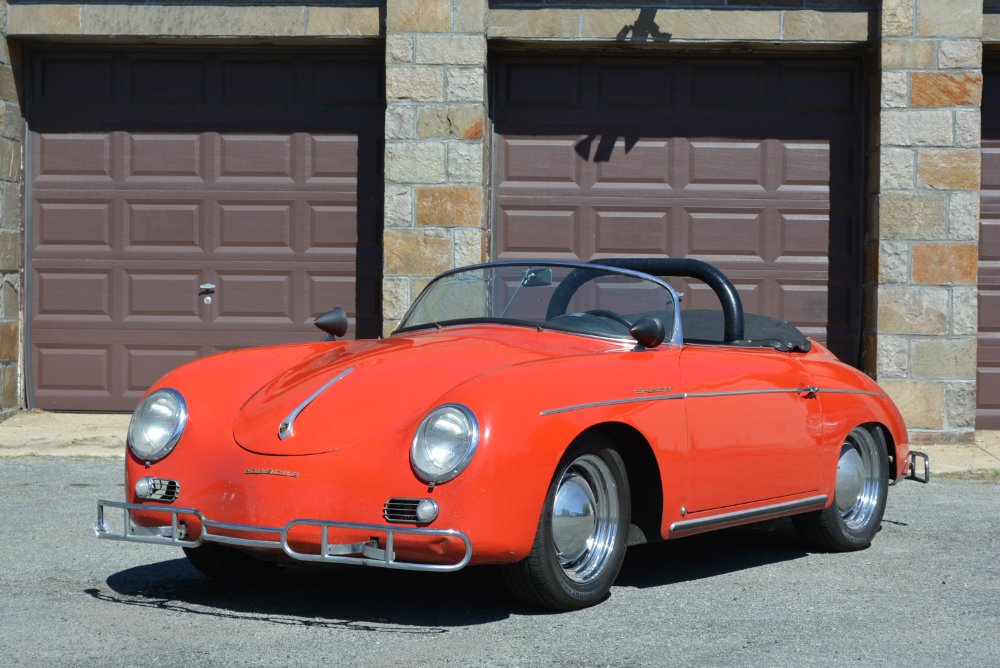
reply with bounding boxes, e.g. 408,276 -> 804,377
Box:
906,450 -> 931,484
95,499 -> 473,573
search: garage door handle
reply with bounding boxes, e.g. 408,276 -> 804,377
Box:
199,283 -> 216,294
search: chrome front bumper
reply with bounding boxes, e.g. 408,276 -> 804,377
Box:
95,499 -> 473,573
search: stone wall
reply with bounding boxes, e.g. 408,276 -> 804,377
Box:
382,0 -> 489,335
0,1 -> 21,420
874,0 -> 983,443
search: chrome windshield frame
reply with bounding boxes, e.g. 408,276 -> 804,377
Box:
394,260 -> 684,345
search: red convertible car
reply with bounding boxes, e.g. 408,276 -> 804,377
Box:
96,258 -> 929,610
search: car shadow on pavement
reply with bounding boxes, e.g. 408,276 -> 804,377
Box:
616,518 -> 810,589
88,519 -> 810,625
90,557 -> 513,632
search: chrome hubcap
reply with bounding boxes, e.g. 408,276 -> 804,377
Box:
835,435 -> 879,531
550,454 -> 619,584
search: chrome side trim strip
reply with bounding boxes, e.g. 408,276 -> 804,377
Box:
541,385 -> 887,416
540,392 -> 685,416
278,367 -> 353,440
669,494 -> 828,537
541,387 -> 805,416
816,388 -> 886,398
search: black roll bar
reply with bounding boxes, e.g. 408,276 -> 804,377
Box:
546,257 -> 745,343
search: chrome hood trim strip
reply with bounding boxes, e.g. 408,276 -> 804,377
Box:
278,367 -> 353,440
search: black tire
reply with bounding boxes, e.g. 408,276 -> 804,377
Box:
503,435 -> 631,610
793,426 -> 888,551
183,543 -> 282,582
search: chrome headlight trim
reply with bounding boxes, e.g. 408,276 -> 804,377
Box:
127,388 -> 188,463
410,403 -> 480,484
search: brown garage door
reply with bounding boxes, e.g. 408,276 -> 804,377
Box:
28,49 -> 384,410
492,55 -> 865,364
979,57 -> 1000,429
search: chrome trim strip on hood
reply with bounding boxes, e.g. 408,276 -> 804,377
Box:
278,367 -> 353,440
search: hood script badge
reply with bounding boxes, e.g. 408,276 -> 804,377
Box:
245,468 -> 299,478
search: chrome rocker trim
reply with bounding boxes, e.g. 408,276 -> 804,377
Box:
95,499 -> 473,573
668,494 -> 829,538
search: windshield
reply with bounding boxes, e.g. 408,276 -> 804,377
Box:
397,262 -> 677,340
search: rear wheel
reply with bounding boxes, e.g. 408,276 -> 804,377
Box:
503,435 -> 630,610
794,427 -> 888,551
183,543 -> 282,582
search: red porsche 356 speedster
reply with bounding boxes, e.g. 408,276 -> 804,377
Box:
96,258 -> 929,610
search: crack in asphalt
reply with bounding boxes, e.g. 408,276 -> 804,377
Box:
83,587 -> 448,635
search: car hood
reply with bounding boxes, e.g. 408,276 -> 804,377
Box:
233,326 -> 611,456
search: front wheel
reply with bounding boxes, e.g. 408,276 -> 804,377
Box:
793,426 -> 888,551
503,435 -> 631,610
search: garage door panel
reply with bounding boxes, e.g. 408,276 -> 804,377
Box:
594,209 -> 671,256
221,58 -> 298,104
217,135 -> 296,181
779,142 -> 831,189
498,206 -> 582,258
34,346 -> 112,394
29,48 -> 384,410
779,66 -> 857,112
37,57 -> 114,105
504,62 -> 582,110
494,55 -> 864,365
309,135 -> 361,182
124,272 -> 202,322
687,209 -> 765,260
34,269 -> 113,321
691,63 -> 768,111
597,65 -> 672,110
214,273 -> 297,324
125,346 -> 202,395
686,141 -> 767,191
34,200 -> 112,251
126,201 -> 204,250
592,140 -> 671,188
36,134 -> 113,181
126,134 -> 204,181
500,137 -> 583,187
129,59 -> 206,105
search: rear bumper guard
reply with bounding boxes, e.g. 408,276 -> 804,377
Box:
906,450 -> 931,484
94,499 -> 473,573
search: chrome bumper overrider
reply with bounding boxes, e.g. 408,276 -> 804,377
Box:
95,499 -> 473,573
906,450 -> 930,484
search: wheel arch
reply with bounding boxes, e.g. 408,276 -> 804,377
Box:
577,422 -> 664,546
860,421 -> 897,483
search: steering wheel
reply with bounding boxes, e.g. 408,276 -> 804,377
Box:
583,309 -> 633,328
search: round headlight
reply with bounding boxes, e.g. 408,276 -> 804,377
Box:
410,404 -> 479,484
128,388 -> 188,463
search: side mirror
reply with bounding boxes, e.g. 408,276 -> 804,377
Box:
629,316 -> 665,351
522,267 -> 553,288
314,307 -> 349,339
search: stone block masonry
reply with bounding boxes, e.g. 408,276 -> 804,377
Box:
0,15 -> 19,419
873,0 -> 982,443
382,0 -> 489,336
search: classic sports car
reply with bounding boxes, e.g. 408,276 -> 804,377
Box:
95,258 -> 929,610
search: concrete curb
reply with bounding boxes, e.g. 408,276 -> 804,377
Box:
2,411 -> 1000,473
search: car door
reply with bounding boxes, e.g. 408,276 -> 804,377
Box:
679,344 -> 823,514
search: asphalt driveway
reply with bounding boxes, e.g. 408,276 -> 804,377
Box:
1,457 -> 997,667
